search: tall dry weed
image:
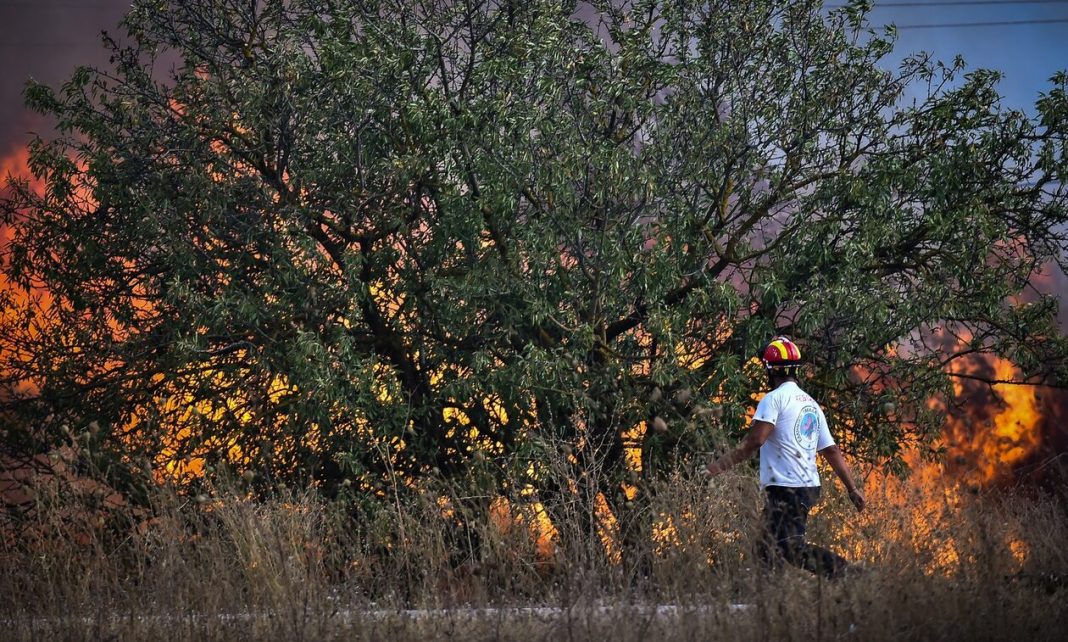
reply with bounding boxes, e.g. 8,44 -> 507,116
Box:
1,457 -> 1066,641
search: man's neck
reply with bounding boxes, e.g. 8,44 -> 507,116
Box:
771,377 -> 797,389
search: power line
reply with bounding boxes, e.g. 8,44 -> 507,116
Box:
0,43 -> 104,48
829,0 -> 1068,7
894,17 -> 1068,27
0,1 -> 121,5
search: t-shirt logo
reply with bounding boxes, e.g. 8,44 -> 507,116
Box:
793,405 -> 820,450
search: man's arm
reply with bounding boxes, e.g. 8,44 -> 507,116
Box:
818,444 -> 866,512
704,420 -> 774,476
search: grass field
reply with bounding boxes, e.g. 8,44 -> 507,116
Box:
2,463 -> 1066,641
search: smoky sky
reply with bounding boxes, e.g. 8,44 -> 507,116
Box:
3,1 -> 1066,150
0,0 -> 131,158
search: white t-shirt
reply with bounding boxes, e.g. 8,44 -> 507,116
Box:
752,381 -> 834,488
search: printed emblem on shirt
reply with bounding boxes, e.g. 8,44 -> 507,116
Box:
793,405 -> 820,450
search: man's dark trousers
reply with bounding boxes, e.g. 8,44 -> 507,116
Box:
759,485 -> 848,579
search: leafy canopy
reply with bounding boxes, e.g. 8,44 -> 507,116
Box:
3,0 -> 1068,501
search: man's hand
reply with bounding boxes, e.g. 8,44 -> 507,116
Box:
700,422 -> 770,481
847,487 -> 866,512
819,444 -> 866,513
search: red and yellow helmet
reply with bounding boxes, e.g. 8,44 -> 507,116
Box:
762,336 -> 802,369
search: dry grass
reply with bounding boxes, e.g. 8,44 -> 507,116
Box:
1,462 -> 1066,642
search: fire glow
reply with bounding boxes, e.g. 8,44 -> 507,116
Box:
835,350 -> 1049,575
944,354 -> 1044,486
0,144 -> 1061,575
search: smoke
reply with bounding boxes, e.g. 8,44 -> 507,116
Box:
1017,388 -> 1068,487
0,0 -> 131,159
1027,261 -> 1068,332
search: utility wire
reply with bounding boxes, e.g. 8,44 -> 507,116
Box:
824,0 -> 1068,29
829,0 -> 1068,7
894,17 -> 1068,27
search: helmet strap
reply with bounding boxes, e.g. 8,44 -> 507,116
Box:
765,364 -> 799,381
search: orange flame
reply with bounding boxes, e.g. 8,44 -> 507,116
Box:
837,344 -> 1045,575
943,353 -> 1043,486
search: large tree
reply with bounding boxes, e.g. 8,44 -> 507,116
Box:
3,0 -> 1068,532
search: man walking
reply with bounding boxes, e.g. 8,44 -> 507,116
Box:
702,336 -> 865,579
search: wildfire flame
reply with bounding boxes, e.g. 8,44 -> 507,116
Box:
943,355 -> 1043,486
1,141 -> 1062,573
837,348 -> 1048,575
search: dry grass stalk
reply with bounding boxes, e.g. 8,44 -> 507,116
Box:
1,456 -> 1065,641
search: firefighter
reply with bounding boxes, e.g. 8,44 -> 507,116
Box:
702,336 -> 865,578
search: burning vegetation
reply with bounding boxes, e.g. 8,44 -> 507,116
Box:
2,1 -> 1068,638
943,353 -> 1066,487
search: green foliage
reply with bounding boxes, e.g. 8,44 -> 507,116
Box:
3,0 -> 1068,506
